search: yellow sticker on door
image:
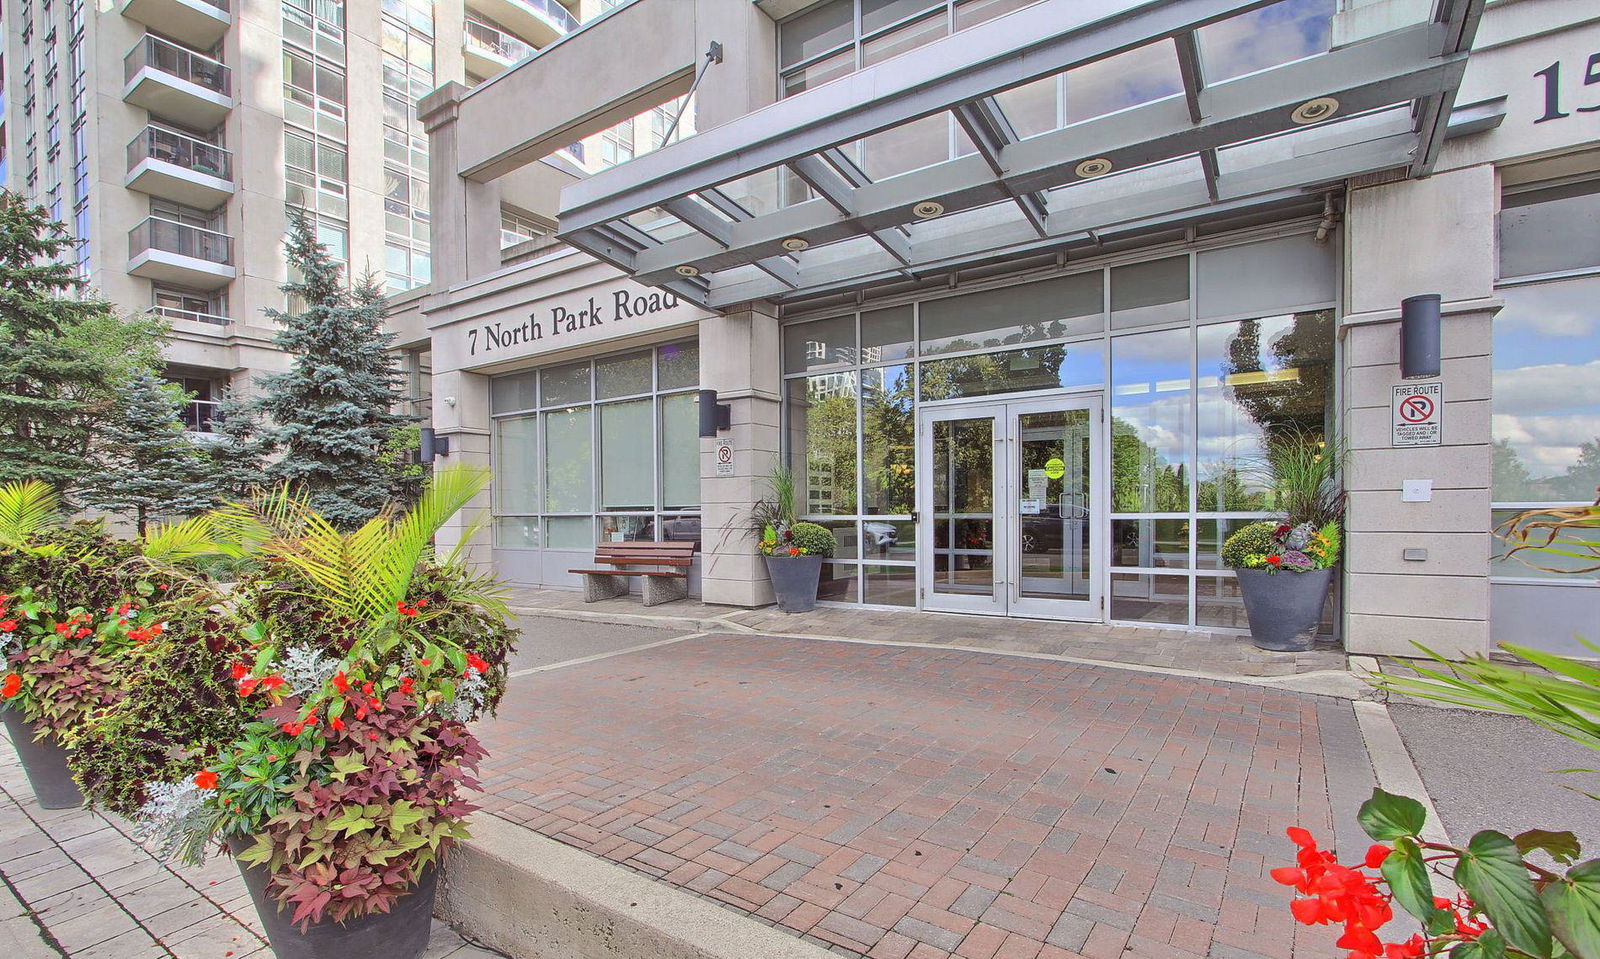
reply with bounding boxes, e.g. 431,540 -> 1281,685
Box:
1044,457 -> 1066,480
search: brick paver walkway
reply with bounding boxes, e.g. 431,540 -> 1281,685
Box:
477,633 -> 1369,959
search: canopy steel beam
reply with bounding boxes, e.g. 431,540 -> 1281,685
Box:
1412,0 -> 1485,176
789,152 -> 914,267
1174,31 -> 1206,124
953,98 -> 1049,238
625,25 -> 1462,287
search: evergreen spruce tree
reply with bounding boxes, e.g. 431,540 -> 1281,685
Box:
256,214 -> 412,528
0,192 -> 164,492
205,390 -> 270,504
79,371 -> 217,535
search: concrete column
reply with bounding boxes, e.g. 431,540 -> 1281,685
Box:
1340,164 -> 1500,657
419,83 -> 503,292
698,303 -> 781,607
430,367 -> 494,571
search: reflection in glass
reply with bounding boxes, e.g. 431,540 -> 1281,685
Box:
596,351 -> 653,399
921,344 -> 1104,401
494,516 -> 539,549
1017,409 -> 1092,601
1110,573 -> 1187,624
864,519 -> 915,562
1500,181 -> 1600,279
1490,509 -> 1600,578
818,520 -> 861,559
788,373 -> 859,515
661,393 -> 700,510
861,112 -> 954,181
931,417 -> 995,596
600,400 -> 653,510
1195,575 -> 1247,629
494,415 -> 538,515
861,306 -> 914,361
920,272 -> 1103,354
782,48 -> 854,97
862,10 -> 947,65
779,0 -> 853,68
491,371 -> 536,413
598,515 -> 652,542
783,314 -> 856,372
658,514 -> 703,548
863,365 -> 915,515
1112,329 -> 1190,512
1196,311 -> 1334,511
544,516 -> 592,550
1063,41 -> 1183,124
818,562 -> 860,602
1111,256 -> 1190,330
543,407 -> 592,513
1491,276 -> 1600,502
657,341 -> 700,391
1197,0 -> 1334,83
541,362 -> 590,406
1111,518 -> 1189,569
864,565 -> 916,606
1196,518 -> 1266,570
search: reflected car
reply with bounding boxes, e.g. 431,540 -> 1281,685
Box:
1018,503 -> 1090,555
863,521 -> 899,549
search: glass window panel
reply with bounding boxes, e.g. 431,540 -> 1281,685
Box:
1198,235 -> 1337,319
598,515 -> 652,542
955,0 -> 1039,29
920,343 -> 1104,401
1063,41 -> 1183,125
863,0 -> 942,33
1111,256 -> 1190,330
1491,276 -> 1600,502
1195,311 -> 1334,511
787,373 -> 859,515
1196,519 -> 1270,570
861,306 -> 914,362
600,400 -> 654,510
864,565 -> 916,606
657,341 -> 700,390
862,364 -> 915,515
815,520 -> 860,559
782,47 -> 855,97
864,519 -> 916,562
862,12 -> 947,66
1111,328 -> 1191,512
491,372 -> 537,413
779,0 -> 854,68
921,272 -> 1103,354
1197,0 -> 1335,83
543,407 -> 592,512
541,361 -> 590,406
494,516 -> 539,548
783,314 -> 856,372
1491,508 -> 1600,579
660,513 -> 703,548
1110,573 -> 1188,624
544,516 -> 592,549
1111,518 -> 1190,569
596,350 -> 653,398
817,562 -> 860,603
996,76 -> 1059,140
1500,181 -> 1600,279
661,393 -> 700,510
495,415 -> 538,515
1195,575 -> 1247,629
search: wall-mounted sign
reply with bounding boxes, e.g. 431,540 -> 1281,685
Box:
1392,382 -> 1443,447
465,287 -> 685,358
713,443 -> 735,477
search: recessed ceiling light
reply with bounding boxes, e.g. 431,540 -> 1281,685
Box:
1075,157 -> 1113,178
913,201 -> 945,219
1291,96 -> 1340,124
781,237 -> 810,252
675,265 -> 701,277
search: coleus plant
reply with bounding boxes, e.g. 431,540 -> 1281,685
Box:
1278,788 -> 1600,959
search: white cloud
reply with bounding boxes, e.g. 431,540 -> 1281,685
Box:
1492,361 -> 1600,417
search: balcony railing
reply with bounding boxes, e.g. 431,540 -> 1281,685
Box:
124,35 -> 232,97
465,19 -> 537,63
152,305 -> 230,326
130,217 -> 234,266
127,127 -> 233,180
515,0 -> 578,34
193,0 -> 229,9
182,398 -> 221,433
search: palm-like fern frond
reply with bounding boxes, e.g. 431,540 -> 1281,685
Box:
140,514 -> 243,566
0,480 -> 61,547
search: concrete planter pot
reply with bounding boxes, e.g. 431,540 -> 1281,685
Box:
764,554 -> 824,613
227,835 -> 438,959
1236,567 -> 1334,652
0,704 -> 84,809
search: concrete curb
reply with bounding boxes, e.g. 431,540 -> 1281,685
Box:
508,604 -> 755,635
1352,700 -> 1451,844
438,815 -> 834,959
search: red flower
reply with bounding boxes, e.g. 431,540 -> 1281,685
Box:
54,622 -> 71,636
74,627 -> 92,639
399,677 -> 415,695
0,620 -> 16,632
1276,524 -> 1292,536
787,547 -> 801,557
259,675 -> 285,692
419,658 -> 431,666
1266,555 -> 1283,568
238,677 -> 259,696
281,721 -> 304,735
231,662 -> 249,680
1384,935 -> 1426,959
332,671 -> 350,693
1364,844 -> 1390,869
330,716 -> 345,731
194,770 -> 219,790
1,674 -> 21,698
465,653 -> 489,674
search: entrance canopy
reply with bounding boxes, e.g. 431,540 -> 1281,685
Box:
556,0 -> 1483,310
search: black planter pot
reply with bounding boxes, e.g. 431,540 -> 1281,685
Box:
227,836 -> 438,959
1236,567 -> 1335,652
0,704 -> 84,809
764,554 -> 824,613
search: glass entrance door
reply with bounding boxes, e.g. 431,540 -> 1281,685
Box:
918,395 -> 1103,619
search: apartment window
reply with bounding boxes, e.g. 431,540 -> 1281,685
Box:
283,0 -> 346,62
151,198 -> 224,232
380,1 -> 434,293
284,130 -> 348,219
500,209 -> 545,249
168,376 -> 223,433
283,48 -> 347,139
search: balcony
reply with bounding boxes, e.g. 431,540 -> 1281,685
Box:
128,217 -> 235,290
125,127 -> 233,207
152,305 -> 231,326
463,19 -> 537,77
464,0 -> 576,50
123,35 -> 232,128
120,0 -> 229,50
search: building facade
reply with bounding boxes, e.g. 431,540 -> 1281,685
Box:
0,0 -> 684,426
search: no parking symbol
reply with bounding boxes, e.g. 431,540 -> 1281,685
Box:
1392,382 -> 1442,447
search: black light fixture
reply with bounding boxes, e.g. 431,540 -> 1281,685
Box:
419,427 -> 450,463
1400,293 -> 1442,380
698,389 -> 730,438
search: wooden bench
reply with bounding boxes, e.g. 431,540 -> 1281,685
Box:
569,541 -> 697,606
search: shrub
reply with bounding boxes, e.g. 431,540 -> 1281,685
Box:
790,521 -> 837,558
1221,521 -> 1279,569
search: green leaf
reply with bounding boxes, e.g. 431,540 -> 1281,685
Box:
1454,930 -> 1510,959
1382,837 -> 1452,934
1517,831 -> 1583,866
329,753 -> 366,781
1543,859 -> 1600,959
387,800 -> 426,835
327,806 -> 376,836
1457,830 -> 1553,958
1358,788 -> 1428,841
237,835 -> 275,866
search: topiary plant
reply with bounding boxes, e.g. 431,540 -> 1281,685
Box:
1221,521 -> 1280,569
789,521 -> 837,558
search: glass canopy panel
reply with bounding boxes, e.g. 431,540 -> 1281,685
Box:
1214,106 -> 1414,176
1196,0 -> 1335,83
712,165 -> 811,217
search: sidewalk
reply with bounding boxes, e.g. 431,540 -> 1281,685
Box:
0,733 -> 501,959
